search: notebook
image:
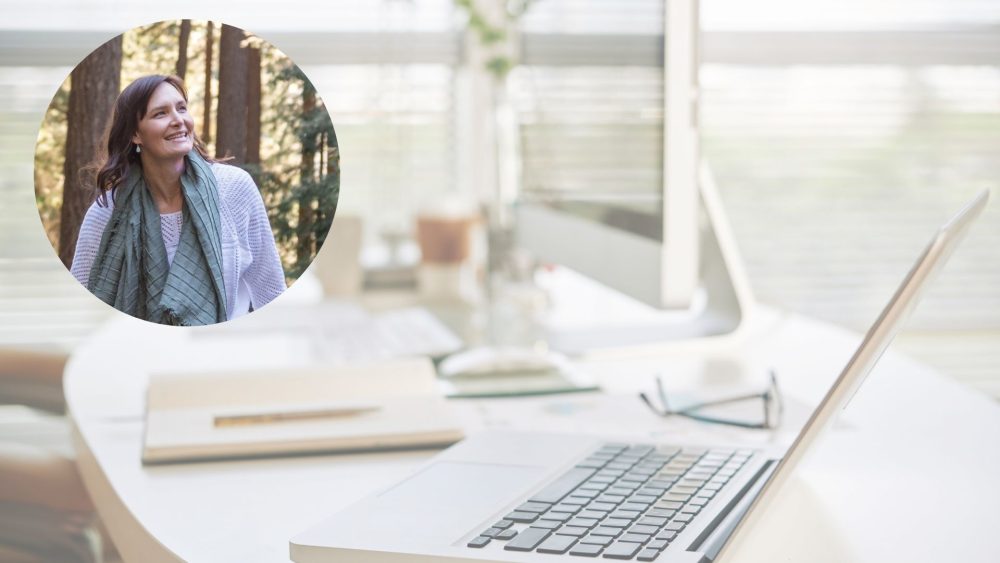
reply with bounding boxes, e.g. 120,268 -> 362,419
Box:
141,357 -> 463,464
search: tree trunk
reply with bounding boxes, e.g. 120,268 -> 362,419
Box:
176,19 -> 191,81
59,35 -> 122,268
296,83 -> 317,265
327,127 -> 339,221
215,24 -> 247,163
202,21 -> 213,144
245,45 -> 261,169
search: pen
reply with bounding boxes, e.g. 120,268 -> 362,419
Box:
213,406 -> 380,428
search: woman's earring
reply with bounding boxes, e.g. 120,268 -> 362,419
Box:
136,145 -> 141,154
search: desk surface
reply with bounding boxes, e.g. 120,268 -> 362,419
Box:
65,302 -> 1000,563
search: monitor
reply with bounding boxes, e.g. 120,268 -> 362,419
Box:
515,0 -> 701,310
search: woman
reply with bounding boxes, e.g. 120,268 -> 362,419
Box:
70,75 -> 286,325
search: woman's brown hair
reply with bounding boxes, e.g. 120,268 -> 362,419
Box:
92,75 -> 213,206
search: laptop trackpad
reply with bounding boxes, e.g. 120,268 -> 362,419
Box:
374,461 -> 546,544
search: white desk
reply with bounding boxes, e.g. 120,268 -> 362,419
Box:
65,303 -> 1000,562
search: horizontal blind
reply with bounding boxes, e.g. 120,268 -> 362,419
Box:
0,67 -> 109,348
513,0 -> 664,204
305,63 -> 457,243
699,0 -> 1000,397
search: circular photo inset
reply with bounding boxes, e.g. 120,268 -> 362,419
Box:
34,20 -> 339,326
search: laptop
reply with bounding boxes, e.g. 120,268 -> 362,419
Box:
290,191 -> 989,563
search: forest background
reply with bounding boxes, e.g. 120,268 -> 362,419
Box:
34,19 -> 340,282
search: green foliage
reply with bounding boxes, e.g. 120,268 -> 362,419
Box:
454,0 -> 538,78
260,60 -> 339,279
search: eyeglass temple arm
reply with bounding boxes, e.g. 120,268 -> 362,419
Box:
679,410 -> 769,430
655,375 -> 675,414
676,391 -> 764,411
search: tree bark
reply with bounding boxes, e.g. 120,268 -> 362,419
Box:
215,24 -> 248,163
245,45 -> 261,168
59,35 -> 122,268
296,83 -> 317,264
176,19 -> 191,81
202,21 -> 213,144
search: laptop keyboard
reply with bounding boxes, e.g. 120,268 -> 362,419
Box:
466,443 -> 752,560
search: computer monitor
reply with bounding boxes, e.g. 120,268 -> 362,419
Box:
515,0 -> 701,310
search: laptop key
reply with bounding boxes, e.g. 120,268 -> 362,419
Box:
670,486 -> 698,496
558,526 -> 590,537
553,503 -> 582,514
493,519 -> 513,529
496,529 -> 518,540
608,486 -> 638,496
655,501 -> 684,510
580,534 -> 614,546
537,534 -> 578,554
531,519 -> 563,530
542,511 -> 572,522
619,533 -> 651,544
467,536 -> 490,548
530,467 -> 595,504
647,539 -> 669,550
505,511 -> 538,523
504,527 -> 551,551
630,524 -> 659,536
637,548 -> 661,561
591,526 -> 623,537
664,521 -> 686,532
516,501 -> 552,513
603,540 -> 642,559
570,542 -> 605,557
481,527 -> 503,538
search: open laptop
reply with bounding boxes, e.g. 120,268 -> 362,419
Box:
291,191 -> 989,563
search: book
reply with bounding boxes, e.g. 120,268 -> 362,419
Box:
141,357 -> 463,464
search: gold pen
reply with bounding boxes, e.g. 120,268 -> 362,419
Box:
213,406 -> 379,428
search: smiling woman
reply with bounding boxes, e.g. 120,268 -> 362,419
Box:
33,20 -> 340,328
69,74 -> 286,326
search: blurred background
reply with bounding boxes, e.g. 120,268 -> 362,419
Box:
2,0 -> 999,400
32,19 -> 339,284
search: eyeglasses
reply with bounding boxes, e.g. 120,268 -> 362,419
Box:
639,371 -> 784,430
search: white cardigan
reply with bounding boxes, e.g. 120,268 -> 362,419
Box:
70,163 -> 287,320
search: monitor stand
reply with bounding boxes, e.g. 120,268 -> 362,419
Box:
530,162 -> 754,355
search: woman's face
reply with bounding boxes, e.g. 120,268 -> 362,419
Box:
131,82 -> 195,160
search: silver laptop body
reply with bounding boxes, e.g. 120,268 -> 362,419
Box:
291,191 -> 989,563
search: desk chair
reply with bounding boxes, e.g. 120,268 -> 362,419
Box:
0,348 -> 117,563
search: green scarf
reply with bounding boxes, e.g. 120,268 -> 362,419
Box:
87,150 -> 227,326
